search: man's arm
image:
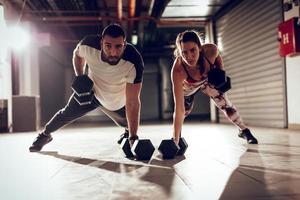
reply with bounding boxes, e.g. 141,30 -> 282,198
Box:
125,82 -> 142,137
72,45 -> 86,76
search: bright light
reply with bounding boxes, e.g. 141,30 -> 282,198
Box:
0,5 -> 31,51
7,26 -> 31,50
0,26 -> 31,50
131,34 -> 138,45
0,5 -> 5,27
0,5 -> 9,56
163,0 -> 210,17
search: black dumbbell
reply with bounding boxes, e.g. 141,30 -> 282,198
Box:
158,139 -> 179,159
121,138 -> 155,160
208,68 -> 231,93
132,139 -> 155,160
120,138 -> 134,158
177,137 -> 188,156
218,76 -> 231,93
71,75 -> 94,105
158,138 -> 188,159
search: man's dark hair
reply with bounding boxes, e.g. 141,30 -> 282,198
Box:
101,23 -> 126,39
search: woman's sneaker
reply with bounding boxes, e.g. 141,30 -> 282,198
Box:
238,129 -> 258,144
29,133 -> 53,152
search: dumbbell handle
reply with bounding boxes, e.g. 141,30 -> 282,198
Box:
74,98 -> 92,106
71,74 -> 94,96
72,90 -> 93,97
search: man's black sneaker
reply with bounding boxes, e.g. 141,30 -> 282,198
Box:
29,133 -> 53,152
238,128 -> 258,144
117,130 -> 129,144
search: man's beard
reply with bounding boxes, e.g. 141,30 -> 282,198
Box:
101,51 -> 121,65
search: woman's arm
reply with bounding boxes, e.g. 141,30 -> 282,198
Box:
203,43 -> 224,70
171,58 -> 186,145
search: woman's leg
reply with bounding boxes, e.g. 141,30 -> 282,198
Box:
211,93 -> 247,130
201,83 -> 258,144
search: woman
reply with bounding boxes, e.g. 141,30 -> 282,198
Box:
171,30 -> 258,145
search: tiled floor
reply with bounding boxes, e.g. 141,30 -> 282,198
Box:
0,122 -> 299,200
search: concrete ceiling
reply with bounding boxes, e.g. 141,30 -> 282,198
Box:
1,0 -> 234,50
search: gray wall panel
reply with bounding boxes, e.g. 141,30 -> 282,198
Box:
215,0 -> 286,127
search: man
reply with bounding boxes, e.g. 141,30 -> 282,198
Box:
29,24 -> 144,152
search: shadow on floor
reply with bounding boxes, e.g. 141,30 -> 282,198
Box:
219,146 -> 273,200
39,151 -> 186,195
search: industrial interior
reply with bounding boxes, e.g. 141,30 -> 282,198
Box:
0,0 -> 300,199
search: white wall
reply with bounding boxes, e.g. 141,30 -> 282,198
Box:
284,0 -> 300,128
0,5 -> 12,130
205,21 -> 217,123
17,44 -> 40,96
0,46 -> 12,130
13,22 -> 40,96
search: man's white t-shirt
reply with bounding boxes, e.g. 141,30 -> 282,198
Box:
78,35 -> 144,111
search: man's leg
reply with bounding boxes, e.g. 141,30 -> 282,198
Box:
29,94 -> 99,152
100,106 -> 127,128
43,94 -> 99,134
201,84 -> 258,144
98,106 -> 130,144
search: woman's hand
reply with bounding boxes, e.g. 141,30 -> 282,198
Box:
173,137 -> 180,146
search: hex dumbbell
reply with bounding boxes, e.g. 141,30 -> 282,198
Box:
218,76 -> 231,93
177,137 -> 188,155
158,139 -> 179,159
71,75 -> 94,105
158,138 -> 188,159
208,68 -> 231,93
121,138 -> 155,160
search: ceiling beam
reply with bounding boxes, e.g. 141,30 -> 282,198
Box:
116,0 -> 122,22
127,0 -> 136,40
22,15 -> 207,24
22,15 -> 154,22
0,0 -> 31,22
158,18 -> 208,26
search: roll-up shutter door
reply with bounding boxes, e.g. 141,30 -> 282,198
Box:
215,0 -> 286,128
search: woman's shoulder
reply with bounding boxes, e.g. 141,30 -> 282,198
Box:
202,43 -> 219,58
172,57 -> 183,70
172,57 -> 186,77
202,43 -> 218,51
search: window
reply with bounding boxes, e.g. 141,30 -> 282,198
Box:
162,0 -> 210,18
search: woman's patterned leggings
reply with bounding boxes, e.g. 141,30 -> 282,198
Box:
184,81 -> 247,130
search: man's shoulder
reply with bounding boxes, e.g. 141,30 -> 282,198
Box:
79,35 -> 101,50
123,43 -> 143,65
124,43 -> 141,56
